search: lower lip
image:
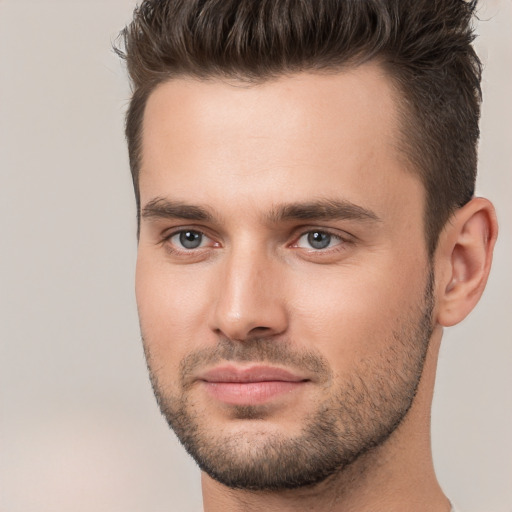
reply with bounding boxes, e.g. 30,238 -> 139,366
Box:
203,381 -> 305,405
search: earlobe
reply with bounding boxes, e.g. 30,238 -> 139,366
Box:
436,197 -> 498,327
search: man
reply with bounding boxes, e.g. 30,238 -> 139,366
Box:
117,1 -> 498,510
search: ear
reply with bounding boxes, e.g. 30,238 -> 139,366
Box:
435,197 -> 498,327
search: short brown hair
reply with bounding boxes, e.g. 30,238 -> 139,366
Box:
117,0 -> 482,255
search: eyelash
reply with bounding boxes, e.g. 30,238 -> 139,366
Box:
292,230 -> 346,251
161,229 -> 218,256
160,227 -> 352,257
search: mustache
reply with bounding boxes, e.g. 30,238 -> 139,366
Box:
169,337 -> 333,388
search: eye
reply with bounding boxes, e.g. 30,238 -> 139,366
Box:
170,230 -> 208,250
295,230 -> 342,250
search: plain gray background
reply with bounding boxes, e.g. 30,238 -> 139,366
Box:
0,1 -> 510,511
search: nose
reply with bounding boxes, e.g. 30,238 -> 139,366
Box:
209,243 -> 289,341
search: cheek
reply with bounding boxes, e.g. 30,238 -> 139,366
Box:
288,261 -> 427,365
135,254 -> 212,365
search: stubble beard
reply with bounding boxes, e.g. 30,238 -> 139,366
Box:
142,271 -> 435,491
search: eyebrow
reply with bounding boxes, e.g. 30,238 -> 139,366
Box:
141,197 -> 214,222
140,197 -> 381,224
267,199 -> 381,224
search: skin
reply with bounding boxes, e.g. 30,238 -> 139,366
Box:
135,63 -> 497,511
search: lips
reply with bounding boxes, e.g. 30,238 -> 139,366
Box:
200,365 -> 306,383
198,365 -> 309,405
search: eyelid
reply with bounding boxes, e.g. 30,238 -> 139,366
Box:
161,226 -> 220,252
161,224 -> 213,240
291,227 -> 353,245
170,231 -> 209,249
298,232 -> 338,248
157,225 -> 354,257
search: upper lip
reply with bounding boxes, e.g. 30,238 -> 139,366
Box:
198,365 -> 308,383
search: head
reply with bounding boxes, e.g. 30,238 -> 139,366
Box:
117,0 -> 497,495
119,0 -> 483,256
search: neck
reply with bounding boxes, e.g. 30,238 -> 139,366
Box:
201,327 -> 450,512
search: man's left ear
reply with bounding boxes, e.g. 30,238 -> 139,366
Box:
435,197 -> 498,327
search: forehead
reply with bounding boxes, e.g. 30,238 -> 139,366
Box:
139,63 -> 422,226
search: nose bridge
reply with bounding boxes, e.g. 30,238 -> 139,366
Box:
210,238 -> 288,340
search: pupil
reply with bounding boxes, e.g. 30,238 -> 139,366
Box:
308,231 -> 331,249
180,231 -> 202,249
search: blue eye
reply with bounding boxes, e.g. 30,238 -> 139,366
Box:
173,230 -> 204,249
296,231 -> 341,250
308,231 -> 331,249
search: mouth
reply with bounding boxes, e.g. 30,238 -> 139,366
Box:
198,365 -> 310,406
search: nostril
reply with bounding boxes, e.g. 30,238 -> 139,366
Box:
249,326 -> 274,336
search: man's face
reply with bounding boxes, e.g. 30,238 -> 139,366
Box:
136,64 -> 434,490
